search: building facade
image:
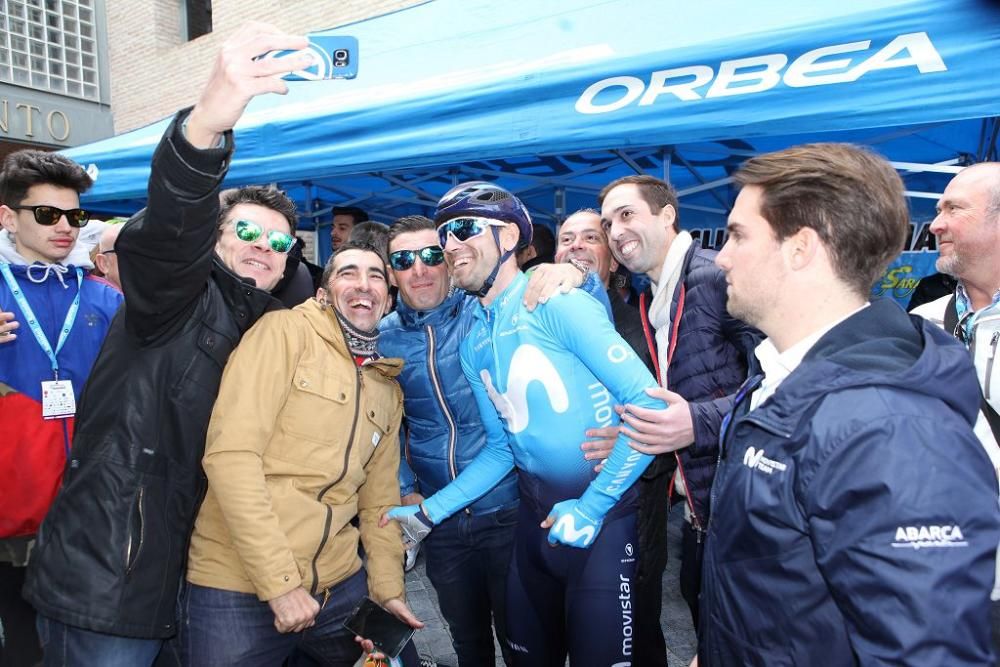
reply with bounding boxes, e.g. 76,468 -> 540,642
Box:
1,0 -> 114,159
106,0 -> 423,133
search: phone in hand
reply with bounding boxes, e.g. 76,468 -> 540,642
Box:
342,596 -> 414,659
259,35 -> 359,81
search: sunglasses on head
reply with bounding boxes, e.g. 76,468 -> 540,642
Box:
436,217 -> 507,247
233,219 -> 295,253
12,205 -> 91,228
388,245 -> 445,271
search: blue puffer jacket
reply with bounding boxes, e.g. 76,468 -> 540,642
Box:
699,299 -> 1000,666
642,244 -> 760,528
379,289 -> 519,514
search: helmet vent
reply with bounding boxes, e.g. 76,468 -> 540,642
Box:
474,190 -> 511,203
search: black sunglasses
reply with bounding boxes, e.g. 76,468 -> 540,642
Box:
388,245 -> 445,271
12,204 -> 91,228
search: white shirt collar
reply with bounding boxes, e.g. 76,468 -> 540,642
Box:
749,302 -> 870,411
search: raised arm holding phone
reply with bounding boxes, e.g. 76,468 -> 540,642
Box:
22,24 -> 415,667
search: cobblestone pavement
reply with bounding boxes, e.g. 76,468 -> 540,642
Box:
404,504 -> 696,666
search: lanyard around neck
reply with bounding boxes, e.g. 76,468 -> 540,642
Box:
0,263 -> 84,378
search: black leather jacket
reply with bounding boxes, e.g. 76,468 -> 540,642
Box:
24,110 -> 281,638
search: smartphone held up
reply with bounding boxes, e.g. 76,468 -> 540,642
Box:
259,35 -> 359,81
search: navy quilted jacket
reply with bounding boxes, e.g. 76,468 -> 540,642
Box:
643,244 -> 760,528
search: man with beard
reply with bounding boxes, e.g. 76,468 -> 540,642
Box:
386,182 -> 667,666
378,214 -> 605,666
912,162 -> 1000,658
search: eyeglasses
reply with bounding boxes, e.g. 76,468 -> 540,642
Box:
233,219 -> 295,253
388,245 -> 445,271
436,217 -> 506,247
12,205 -> 91,228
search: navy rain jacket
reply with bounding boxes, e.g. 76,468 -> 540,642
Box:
700,299 -> 1000,666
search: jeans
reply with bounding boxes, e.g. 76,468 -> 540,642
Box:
179,568 -> 416,667
424,505 -> 517,667
1,563 -> 42,667
36,615 -> 163,667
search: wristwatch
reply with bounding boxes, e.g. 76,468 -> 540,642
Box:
567,257 -> 590,276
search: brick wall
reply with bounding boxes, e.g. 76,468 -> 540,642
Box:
107,0 -> 423,133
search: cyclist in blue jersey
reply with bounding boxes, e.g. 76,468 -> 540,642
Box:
378,214 -> 609,667
384,182 -> 667,666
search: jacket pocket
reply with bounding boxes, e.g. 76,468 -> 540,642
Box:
275,366 -> 354,472
172,324 -> 235,395
124,486 -> 145,575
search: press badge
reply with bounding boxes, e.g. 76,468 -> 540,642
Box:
41,380 -> 76,419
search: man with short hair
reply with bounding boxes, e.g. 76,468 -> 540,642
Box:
182,241 -> 421,666
0,149 -> 122,667
378,214 -> 603,666
94,223 -> 123,291
332,206 -> 368,252
913,163 -> 1000,457
24,24 -> 314,665
597,174 -> 759,636
911,161 -> 1000,653
697,143 -> 999,664
386,182 -> 666,665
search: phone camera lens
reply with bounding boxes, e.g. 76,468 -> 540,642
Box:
333,49 -> 349,65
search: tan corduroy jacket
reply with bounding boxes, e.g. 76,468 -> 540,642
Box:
186,299 -> 405,604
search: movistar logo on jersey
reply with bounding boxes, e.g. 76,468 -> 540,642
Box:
480,344 -> 568,433
742,446 -> 787,475
618,573 -> 633,662
891,525 -> 968,550
553,513 -> 595,545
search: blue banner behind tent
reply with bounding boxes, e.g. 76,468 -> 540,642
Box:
63,0 -> 1000,306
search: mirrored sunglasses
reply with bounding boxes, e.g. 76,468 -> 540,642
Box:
233,219 -> 295,253
388,245 -> 445,271
436,217 -> 506,247
12,205 -> 91,228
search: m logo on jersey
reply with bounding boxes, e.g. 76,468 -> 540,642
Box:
553,513 -> 596,545
480,344 -> 569,433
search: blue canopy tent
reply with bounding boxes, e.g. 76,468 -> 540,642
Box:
64,0 -> 1000,303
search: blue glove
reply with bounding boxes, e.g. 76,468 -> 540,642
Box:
386,504 -> 434,549
546,499 -> 603,548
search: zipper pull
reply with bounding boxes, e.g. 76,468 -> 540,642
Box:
990,332 -> 999,359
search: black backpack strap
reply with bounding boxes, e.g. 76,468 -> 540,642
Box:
943,293 -> 959,335
982,398 -> 1000,444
